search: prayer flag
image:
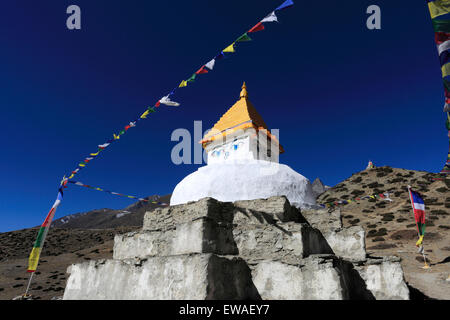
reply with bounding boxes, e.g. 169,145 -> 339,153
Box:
408,188 -> 426,245
261,11 -> 278,23
435,32 -> 450,44
442,62 -> 450,77
140,110 -> 150,119
433,19 -> 450,33
275,0 -> 294,11
187,73 -> 196,82
27,189 -> 64,272
179,80 -> 187,88
428,0 -> 450,19
215,52 -> 225,60
205,59 -> 215,70
160,95 -> 180,106
441,50 -> 450,66
236,33 -> 252,42
98,143 -> 110,149
223,43 -> 235,53
438,39 -> 450,55
195,66 -> 209,74
248,22 -> 265,33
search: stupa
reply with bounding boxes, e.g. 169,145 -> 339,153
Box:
170,83 -> 316,208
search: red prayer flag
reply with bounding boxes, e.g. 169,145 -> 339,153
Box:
195,66 -> 208,74
248,22 -> 265,33
435,32 -> 450,44
155,101 -> 161,107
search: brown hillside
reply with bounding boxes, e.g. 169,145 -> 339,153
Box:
317,166 -> 450,299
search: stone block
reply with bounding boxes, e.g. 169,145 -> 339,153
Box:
143,197 -> 234,231
251,257 -> 345,300
323,226 -> 366,261
301,208 -> 342,233
353,257 -> 409,300
114,218 -> 238,259
63,253 -> 260,300
233,196 -> 306,223
232,222 -> 332,264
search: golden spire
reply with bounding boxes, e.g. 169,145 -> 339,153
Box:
240,82 -> 248,99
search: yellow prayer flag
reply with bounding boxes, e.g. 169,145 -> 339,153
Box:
428,1 -> 450,19
179,80 -> 187,88
68,173 -> 75,179
223,43 -> 235,53
90,152 -> 99,156
113,134 -> 120,140
416,235 -> 424,247
140,110 -> 150,119
442,62 -> 450,78
28,247 -> 41,272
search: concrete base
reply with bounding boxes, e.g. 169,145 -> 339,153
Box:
251,258 -> 345,300
354,257 -> 409,300
63,196 -> 409,300
63,253 -> 260,300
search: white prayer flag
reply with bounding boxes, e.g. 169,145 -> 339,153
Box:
160,95 -> 180,107
261,11 -> 278,23
438,40 -> 450,56
205,59 -> 215,70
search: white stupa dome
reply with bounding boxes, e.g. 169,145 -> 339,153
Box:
170,160 -> 316,208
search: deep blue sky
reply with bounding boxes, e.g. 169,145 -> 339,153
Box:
0,1 -> 446,231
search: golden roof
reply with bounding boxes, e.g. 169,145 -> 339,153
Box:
200,82 -> 284,153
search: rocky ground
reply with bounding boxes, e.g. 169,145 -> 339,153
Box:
317,166 -> 450,299
0,167 -> 448,299
0,227 -> 138,300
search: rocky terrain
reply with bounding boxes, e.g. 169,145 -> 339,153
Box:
317,166 -> 450,299
0,167 -> 448,299
0,194 -> 170,300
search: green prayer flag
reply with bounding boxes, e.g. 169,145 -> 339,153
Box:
187,74 -> 196,82
236,33 -> 252,42
444,79 -> 450,92
433,19 -> 450,33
